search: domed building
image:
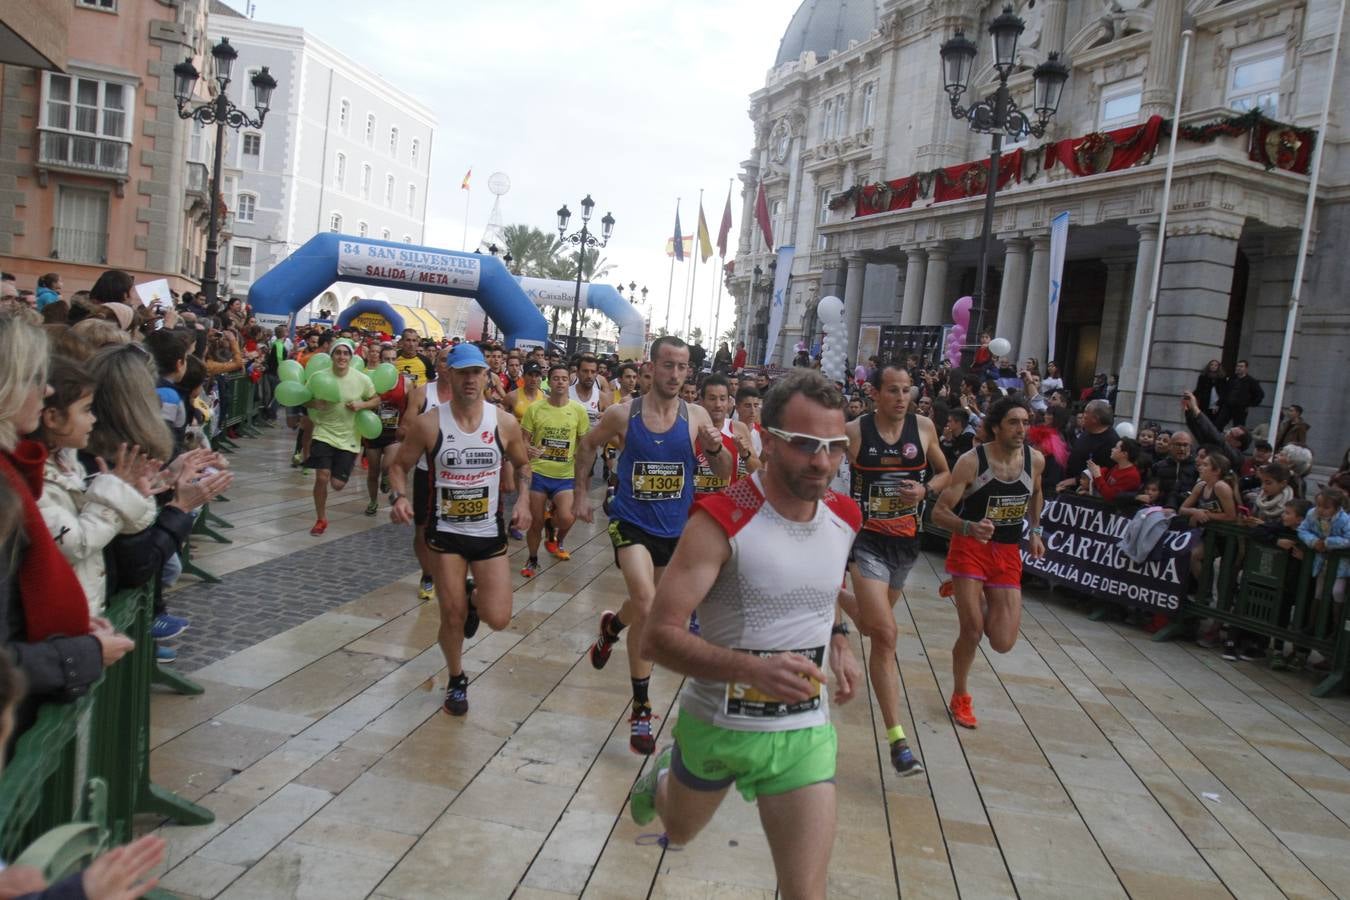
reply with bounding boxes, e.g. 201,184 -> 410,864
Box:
731,0 -> 1348,463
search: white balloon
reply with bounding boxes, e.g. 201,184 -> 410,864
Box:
988,337 -> 1012,357
817,295 -> 844,323
1115,421 -> 1136,440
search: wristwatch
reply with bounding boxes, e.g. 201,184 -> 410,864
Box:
831,622 -> 851,637
388,490 -> 405,504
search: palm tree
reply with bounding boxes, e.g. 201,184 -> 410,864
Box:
500,224 -> 565,277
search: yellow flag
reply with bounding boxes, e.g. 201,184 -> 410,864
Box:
696,202 -> 714,263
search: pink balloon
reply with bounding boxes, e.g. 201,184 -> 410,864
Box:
951,296 -> 973,328
950,324 -> 966,340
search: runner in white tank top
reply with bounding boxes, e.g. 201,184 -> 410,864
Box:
630,370 -> 864,897
387,343 -> 533,717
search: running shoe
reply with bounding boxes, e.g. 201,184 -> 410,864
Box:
590,610 -> 618,669
302,468 -> 313,476
361,456 -> 369,470
464,577 -> 479,639
521,558 -> 539,578
629,702 -> 658,755
1239,645 -> 1266,662
630,745 -> 672,826
151,614 -> 188,641
364,500 -> 379,516
949,693 -> 978,730
417,574 -> 435,602
443,674 -> 469,716
544,515 -> 556,543
155,644 -> 177,664
509,527 -> 524,540
938,579 -> 956,599
1221,641 -> 1239,661
546,541 -> 570,561
291,451 -> 303,468
891,738 -> 924,777
310,519 -> 328,536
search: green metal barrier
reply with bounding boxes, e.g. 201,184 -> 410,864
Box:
0,584 -> 213,871
1175,522 -> 1350,696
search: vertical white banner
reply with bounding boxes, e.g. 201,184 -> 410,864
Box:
1047,211 -> 1070,363
763,245 -> 795,366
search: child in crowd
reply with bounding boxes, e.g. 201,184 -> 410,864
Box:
31,356 -> 163,614
1298,487 -> 1350,612
1135,477 -> 1164,508
1243,462 -> 1294,525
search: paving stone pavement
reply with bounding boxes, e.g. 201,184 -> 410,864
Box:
166,524 -> 419,672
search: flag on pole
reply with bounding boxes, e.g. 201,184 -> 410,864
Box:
717,185 -> 733,258
461,168 -> 472,190
754,182 -> 773,250
696,201 -> 714,263
1047,210 -> 1069,361
672,204 -> 685,262
664,235 -> 695,258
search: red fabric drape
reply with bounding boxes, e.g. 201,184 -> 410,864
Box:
932,149 -> 1024,203
1043,115 -> 1165,176
854,177 -> 919,218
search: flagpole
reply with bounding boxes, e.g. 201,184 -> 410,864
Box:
712,257 -> 724,346
686,188 -> 703,338
461,184 -> 470,251
664,197 -> 680,333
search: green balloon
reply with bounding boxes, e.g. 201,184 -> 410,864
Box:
279,359 -> 305,383
274,380 -> 312,407
355,409 -> 383,440
307,370 -> 341,403
304,352 -> 332,376
370,363 -> 398,394
351,355 -> 366,371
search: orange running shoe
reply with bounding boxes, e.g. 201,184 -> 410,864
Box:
950,693 -> 978,729
547,541 -> 570,561
938,579 -> 956,599
520,558 -> 539,578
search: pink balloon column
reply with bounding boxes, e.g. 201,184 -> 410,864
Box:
951,295 -> 973,330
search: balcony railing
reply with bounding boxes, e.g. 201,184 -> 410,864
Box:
50,227 -> 108,264
37,129 -> 129,178
186,161 -> 209,198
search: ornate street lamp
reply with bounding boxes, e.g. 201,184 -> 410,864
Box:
174,37 -> 277,308
558,194 -> 614,356
940,5 -> 1068,354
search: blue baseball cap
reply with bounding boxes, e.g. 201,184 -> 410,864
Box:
447,343 -> 487,369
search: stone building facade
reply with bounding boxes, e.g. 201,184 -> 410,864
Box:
207,4 -> 436,322
0,0 -> 215,296
731,0 -> 1348,463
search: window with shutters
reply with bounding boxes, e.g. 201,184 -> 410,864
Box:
339,99 -> 350,134
365,113 -> 376,146
389,126 -> 399,157
361,164 -> 372,200
329,212 -> 342,233
232,244 -> 254,281
333,152 -> 346,190
236,193 -> 257,223
241,132 -> 262,168
862,82 -> 876,127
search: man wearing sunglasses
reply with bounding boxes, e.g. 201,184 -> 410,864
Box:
630,369 -> 863,896
931,396 -> 1046,730
574,336 -> 729,754
843,364 -> 949,776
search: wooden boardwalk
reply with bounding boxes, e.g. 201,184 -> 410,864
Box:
148,431 -> 1350,898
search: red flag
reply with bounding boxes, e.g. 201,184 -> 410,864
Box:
754,181 -> 773,251
717,185 -> 733,258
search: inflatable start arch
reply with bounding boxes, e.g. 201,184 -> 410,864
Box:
247,233 -> 548,349
514,277 -> 646,361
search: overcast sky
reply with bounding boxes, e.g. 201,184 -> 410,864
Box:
245,0 -> 799,343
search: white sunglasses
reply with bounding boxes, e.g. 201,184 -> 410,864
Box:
764,426 -> 849,456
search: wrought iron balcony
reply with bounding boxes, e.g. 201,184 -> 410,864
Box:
37,130 -> 129,178
51,227 -> 108,264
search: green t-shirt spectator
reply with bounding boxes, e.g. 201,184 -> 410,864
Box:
311,369 -> 376,453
